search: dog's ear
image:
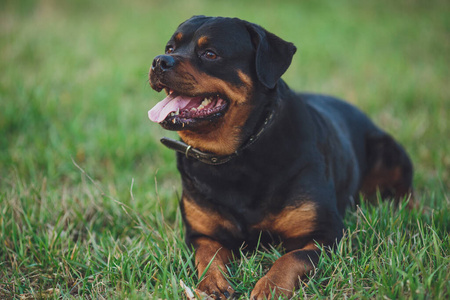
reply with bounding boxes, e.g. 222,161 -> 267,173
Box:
245,22 -> 297,89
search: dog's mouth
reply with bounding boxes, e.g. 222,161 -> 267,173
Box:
148,88 -> 229,130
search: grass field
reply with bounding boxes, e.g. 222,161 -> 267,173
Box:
1,0 -> 449,299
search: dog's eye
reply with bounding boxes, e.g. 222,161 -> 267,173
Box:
166,46 -> 174,54
204,50 -> 218,60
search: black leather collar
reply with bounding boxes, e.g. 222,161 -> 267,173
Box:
160,109 -> 275,165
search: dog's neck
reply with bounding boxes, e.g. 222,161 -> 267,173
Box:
160,104 -> 276,165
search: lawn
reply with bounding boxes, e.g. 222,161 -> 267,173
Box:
1,0 -> 449,299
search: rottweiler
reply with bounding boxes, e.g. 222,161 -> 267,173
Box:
147,16 -> 414,299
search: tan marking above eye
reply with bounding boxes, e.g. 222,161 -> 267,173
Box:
174,32 -> 183,42
197,36 -> 209,48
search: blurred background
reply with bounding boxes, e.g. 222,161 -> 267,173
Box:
1,0 -> 449,215
1,0 -> 449,298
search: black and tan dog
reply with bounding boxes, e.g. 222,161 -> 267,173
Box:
148,16 -> 413,299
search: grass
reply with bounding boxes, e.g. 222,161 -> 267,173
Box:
0,0 -> 449,298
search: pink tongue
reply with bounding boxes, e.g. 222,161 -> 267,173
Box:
148,94 -> 192,123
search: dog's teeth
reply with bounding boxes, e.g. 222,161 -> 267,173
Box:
175,108 -> 179,115
172,119 -> 176,124
190,108 -> 197,112
198,104 -> 204,110
201,98 -> 212,107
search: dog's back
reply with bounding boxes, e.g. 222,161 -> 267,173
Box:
303,93 -> 414,210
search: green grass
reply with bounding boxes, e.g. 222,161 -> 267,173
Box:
1,0 -> 449,298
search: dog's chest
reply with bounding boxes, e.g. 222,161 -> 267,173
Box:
181,164 -> 319,250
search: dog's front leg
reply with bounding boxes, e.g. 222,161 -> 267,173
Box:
193,236 -> 234,299
250,242 -> 320,299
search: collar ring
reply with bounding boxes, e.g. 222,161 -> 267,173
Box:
185,145 -> 192,158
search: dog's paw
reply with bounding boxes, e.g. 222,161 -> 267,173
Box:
250,275 -> 292,300
196,271 -> 234,299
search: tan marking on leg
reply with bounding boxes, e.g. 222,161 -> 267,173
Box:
193,237 -> 235,299
182,195 -> 238,236
250,241 -> 320,299
361,165 -> 402,196
253,202 -> 317,239
361,164 -> 415,209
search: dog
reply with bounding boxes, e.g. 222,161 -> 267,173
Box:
147,16 -> 413,299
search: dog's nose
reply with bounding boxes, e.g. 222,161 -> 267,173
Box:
152,55 -> 175,72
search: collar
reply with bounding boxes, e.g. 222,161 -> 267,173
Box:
160,109 -> 275,165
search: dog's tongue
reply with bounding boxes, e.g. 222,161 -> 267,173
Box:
148,94 -> 192,123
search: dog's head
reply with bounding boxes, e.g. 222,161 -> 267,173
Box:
148,16 -> 296,155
